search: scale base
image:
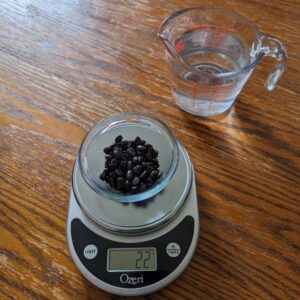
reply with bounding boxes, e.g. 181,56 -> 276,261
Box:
67,179 -> 199,296
67,143 -> 199,296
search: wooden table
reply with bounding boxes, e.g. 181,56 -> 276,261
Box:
1,0 -> 299,299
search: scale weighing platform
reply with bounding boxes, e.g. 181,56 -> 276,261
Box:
67,143 -> 199,296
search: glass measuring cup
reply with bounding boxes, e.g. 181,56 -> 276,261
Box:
158,8 -> 287,116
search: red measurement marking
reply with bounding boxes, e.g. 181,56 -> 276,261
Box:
209,83 -> 224,110
217,89 -> 224,104
203,25 -> 211,47
175,40 -> 185,53
215,25 -> 228,47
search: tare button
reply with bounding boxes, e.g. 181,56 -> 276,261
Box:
166,242 -> 181,257
83,244 -> 98,259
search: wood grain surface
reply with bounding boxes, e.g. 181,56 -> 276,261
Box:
1,0 -> 299,299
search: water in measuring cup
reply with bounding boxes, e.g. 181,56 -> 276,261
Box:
172,28 -> 251,116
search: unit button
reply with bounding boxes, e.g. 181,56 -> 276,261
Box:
83,244 -> 98,259
166,242 -> 181,257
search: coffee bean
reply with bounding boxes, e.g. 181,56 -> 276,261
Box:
140,140 -> 145,145
131,186 -> 139,193
139,183 -> 147,192
136,150 -> 143,156
117,177 -> 125,188
140,170 -> 148,179
105,154 -> 113,161
111,158 -> 118,164
115,135 -> 123,143
105,160 -> 110,168
127,147 -> 136,156
100,170 -> 107,180
137,145 -> 147,152
126,170 -> 133,181
147,165 -> 155,173
127,160 -> 133,169
157,171 -> 162,179
150,170 -> 159,180
109,170 -> 118,179
142,162 -> 153,167
108,163 -> 118,171
153,158 -> 159,165
120,161 -> 127,170
133,165 -> 142,175
151,149 -> 159,158
133,156 -> 139,165
121,152 -> 130,160
146,182 -> 153,188
113,148 -> 122,159
108,178 -> 115,187
137,156 -> 143,164
116,168 -> 124,176
146,177 -> 153,187
125,180 -> 132,191
132,176 -> 140,186
134,137 -> 141,145
104,146 -> 112,154
146,152 -> 153,161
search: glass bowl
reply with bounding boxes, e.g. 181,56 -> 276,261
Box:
78,112 -> 179,202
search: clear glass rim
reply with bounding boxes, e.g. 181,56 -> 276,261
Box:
158,7 -> 265,79
78,112 -> 179,202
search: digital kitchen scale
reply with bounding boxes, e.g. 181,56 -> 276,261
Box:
67,142 -> 199,296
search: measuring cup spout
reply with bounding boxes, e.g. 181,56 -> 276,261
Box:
157,29 -> 170,48
158,33 -> 176,58
158,8 -> 193,58
158,25 -> 176,58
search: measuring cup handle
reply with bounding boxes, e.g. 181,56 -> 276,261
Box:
260,35 -> 287,91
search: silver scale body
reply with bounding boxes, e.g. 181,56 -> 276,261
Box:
67,142 -> 200,296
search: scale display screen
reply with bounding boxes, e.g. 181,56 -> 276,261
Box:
107,248 -> 157,272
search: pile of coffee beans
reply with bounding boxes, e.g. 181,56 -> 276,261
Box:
99,135 -> 162,194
